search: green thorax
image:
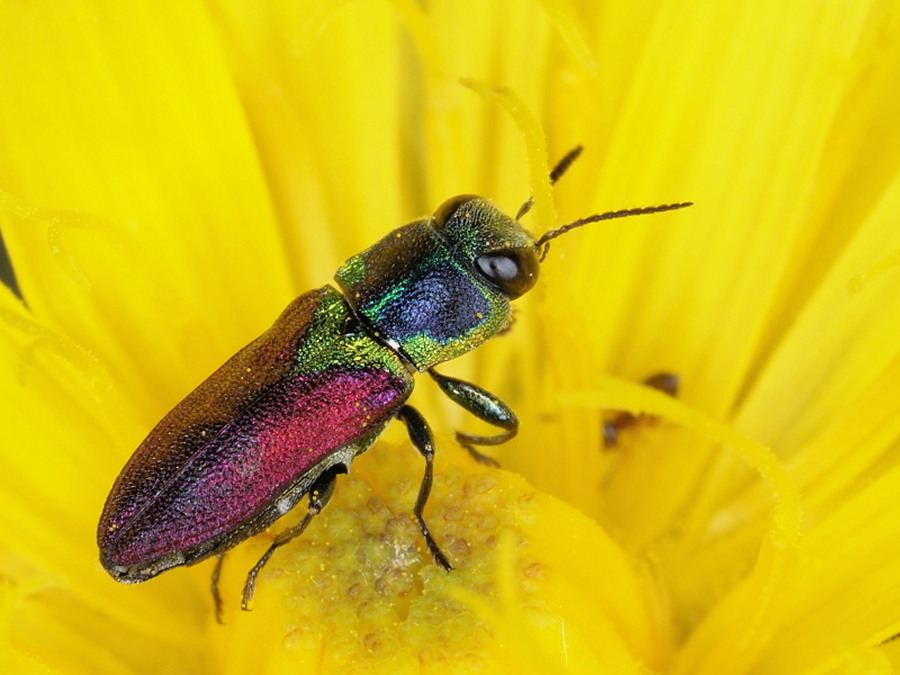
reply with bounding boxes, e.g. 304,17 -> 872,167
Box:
334,199 -> 535,371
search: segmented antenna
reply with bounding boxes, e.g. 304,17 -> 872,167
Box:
515,145 -> 584,220
536,202 -> 693,261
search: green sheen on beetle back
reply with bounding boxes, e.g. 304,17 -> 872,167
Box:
335,199 -> 533,371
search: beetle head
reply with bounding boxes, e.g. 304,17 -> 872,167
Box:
430,189 -> 693,302
430,145 -> 691,303
431,195 -> 541,300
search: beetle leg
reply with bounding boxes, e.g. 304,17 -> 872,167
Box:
428,370 -> 518,467
397,405 -> 453,571
241,464 -> 344,611
603,372 -> 680,448
211,553 -> 225,624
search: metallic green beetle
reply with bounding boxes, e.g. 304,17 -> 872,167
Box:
98,147 -> 691,617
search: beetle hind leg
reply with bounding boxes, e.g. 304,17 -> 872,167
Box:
397,405 -> 453,571
211,554 -> 225,623
429,370 -> 518,467
241,464 -> 344,611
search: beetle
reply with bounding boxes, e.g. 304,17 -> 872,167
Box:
97,147 -> 691,618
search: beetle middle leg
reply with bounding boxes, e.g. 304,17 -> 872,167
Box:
429,370 -> 518,467
397,405 -> 452,571
241,464 -> 345,610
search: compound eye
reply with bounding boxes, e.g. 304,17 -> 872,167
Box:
474,247 -> 540,299
433,194 -> 480,229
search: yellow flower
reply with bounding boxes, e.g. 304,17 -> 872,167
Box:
3,0 -> 900,673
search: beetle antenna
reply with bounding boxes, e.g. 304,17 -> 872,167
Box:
537,201 -> 693,261
516,145 -> 584,220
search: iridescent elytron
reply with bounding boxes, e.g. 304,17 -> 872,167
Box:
98,147 -> 691,618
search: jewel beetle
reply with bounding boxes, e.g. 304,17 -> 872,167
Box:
98,147 -> 691,617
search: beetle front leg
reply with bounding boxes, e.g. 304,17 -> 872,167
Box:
241,464 -> 345,611
397,405 -> 452,571
429,370 -> 518,467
